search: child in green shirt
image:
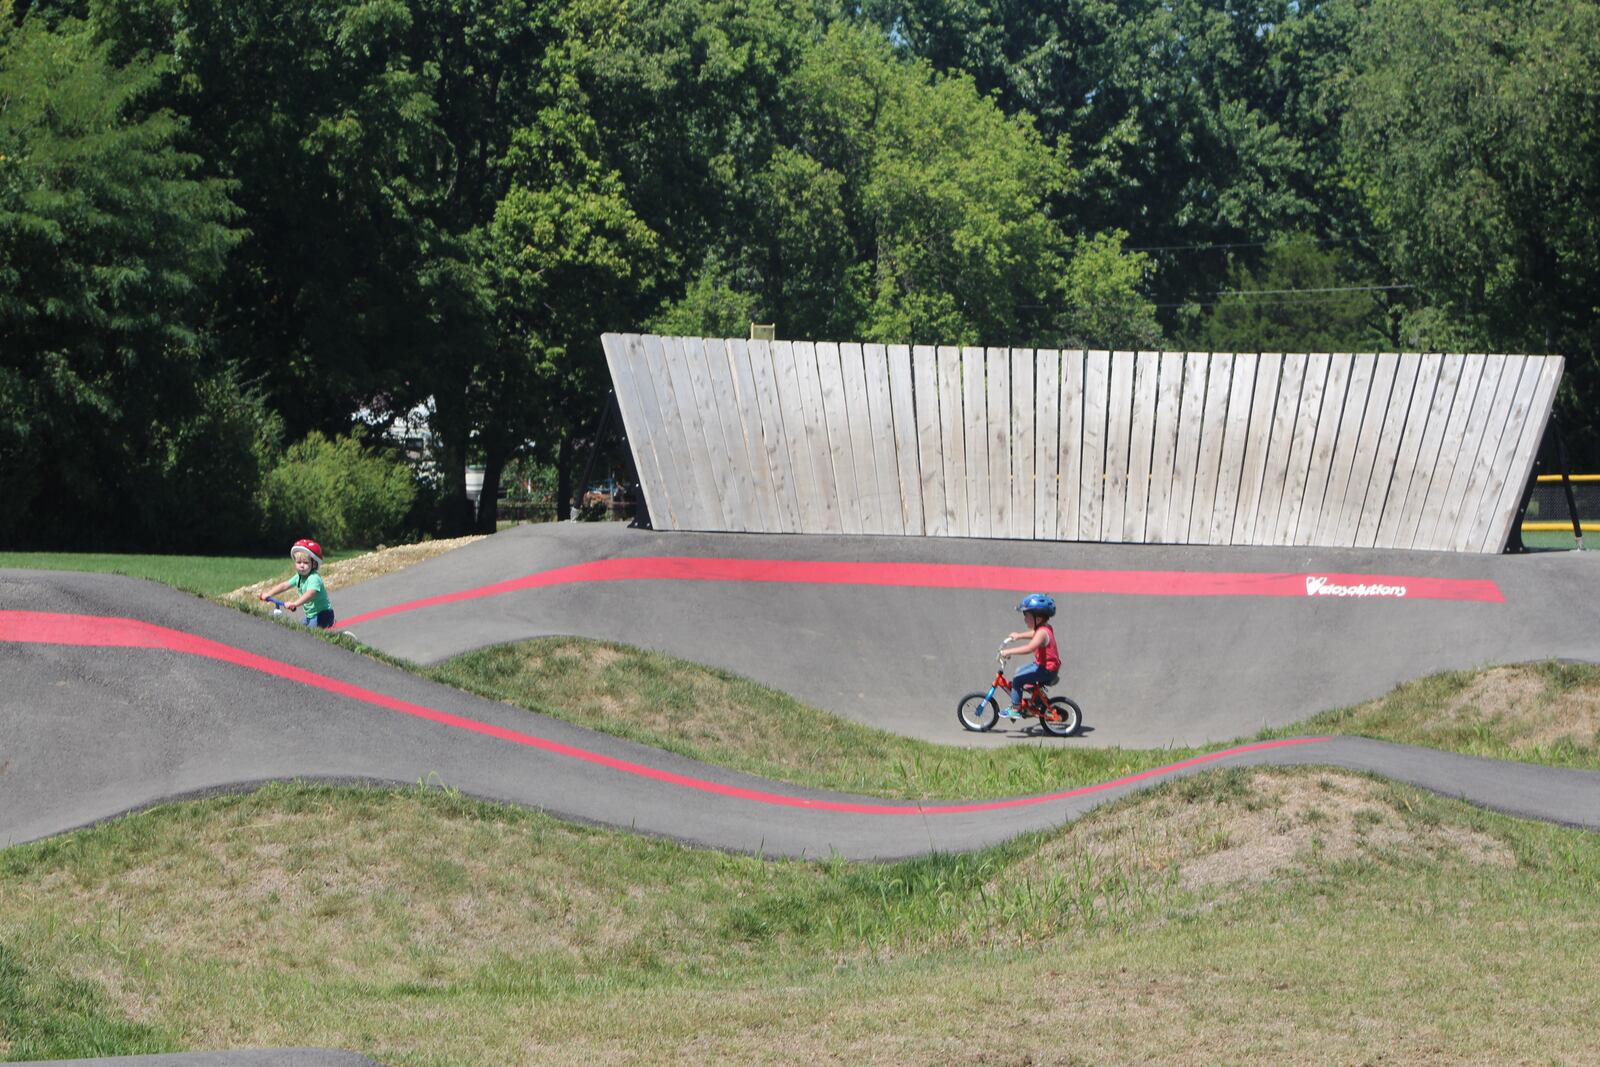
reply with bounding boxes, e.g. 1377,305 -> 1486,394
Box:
259,538 -> 335,629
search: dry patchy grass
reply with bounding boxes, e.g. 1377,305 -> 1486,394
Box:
220,535 -> 486,604
1279,661 -> 1600,768
4,771 -> 1594,1066
1437,665 -> 1600,752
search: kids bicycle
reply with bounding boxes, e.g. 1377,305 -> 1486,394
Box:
957,643 -> 1083,737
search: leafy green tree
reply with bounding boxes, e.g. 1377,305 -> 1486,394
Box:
0,12 -> 247,549
859,0 -> 1355,326
1342,0 -> 1600,459
779,23 -> 1159,347
471,100 -> 660,529
261,430 -> 417,547
85,0 -> 527,437
587,11 -> 1159,348
1184,235 -> 1387,353
648,255 -> 762,338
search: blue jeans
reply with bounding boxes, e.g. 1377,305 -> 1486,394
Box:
1010,664 -> 1057,707
303,608 -> 336,630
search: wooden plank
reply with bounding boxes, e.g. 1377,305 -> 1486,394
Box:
1326,352 -> 1396,546
745,337 -> 805,533
1011,347 -> 1036,538
1352,353 -> 1422,547
886,343 -> 923,535
1229,354 -> 1281,544
697,337 -> 764,532
1250,354 -> 1306,545
1122,351 -> 1160,542
1165,352 -> 1210,543
1482,357 -> 1564,552
912,345 -> 947,536
1187,352 -> 1234,544
1450,355 -> 1531,551
1034,350 -> 1061,540
1417,354 -> 1499,550
1101,350 -> 1135,541
1292,353 -> 1354,546
859,343 -> 905,535
788,340 -> 845,533
938,345 -> 969,537
1145,351 -> 1186,542
688,337 -> 758,532
814,341 -> 864,535
986,347 -> 1012,538
1270,354 -> 1329,544
769,340 -> 826,532
639,333 -> 705,530
1056,350 -> 1085,540
834,342 -> 879,534
1208,351 -> 1256,543
1312,353 -> 1376,545
963,346 -> 991,538
1079,349 -> 1110,540
1382,354 -> 1464,549
603,334 -> 672,530
658,335 -> 733,530
1368,352 -> 1441,547
721,338 -> 782,533
1409,354 -> 1490,550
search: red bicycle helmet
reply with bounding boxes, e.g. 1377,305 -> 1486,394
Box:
290,538 -> 323,564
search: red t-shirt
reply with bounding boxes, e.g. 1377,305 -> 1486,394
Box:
1034,623 -> 1061,672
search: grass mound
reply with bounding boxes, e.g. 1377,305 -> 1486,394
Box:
2,773 -> 1596,1064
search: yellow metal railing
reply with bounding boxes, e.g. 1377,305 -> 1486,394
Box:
1522,474 -> 1596,532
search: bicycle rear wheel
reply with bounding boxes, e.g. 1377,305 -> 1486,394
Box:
957,692 -> 999,732
1038,696 -> 1082,737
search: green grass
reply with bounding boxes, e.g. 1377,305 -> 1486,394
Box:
0,942 -> 175,1060
425,638 -> 1600,802
0,550 -> 363,598
1258,660 -> 1600,770
428,638 -> 1203,800
1516,528 -> 1590,550
1,774 -> 1596,1064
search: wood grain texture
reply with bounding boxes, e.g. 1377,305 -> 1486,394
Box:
609,337 -> 1558,553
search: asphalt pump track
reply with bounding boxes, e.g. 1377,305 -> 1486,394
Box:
5,524 -> 1598,856
3,527 -> 1599,1063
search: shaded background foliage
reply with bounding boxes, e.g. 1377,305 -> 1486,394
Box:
3,0 -> 1596,551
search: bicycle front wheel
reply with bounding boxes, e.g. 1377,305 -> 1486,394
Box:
957,692 -> 999,732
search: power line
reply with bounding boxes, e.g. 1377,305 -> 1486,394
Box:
1155,286 -> 1412,310
1211,284 -> 1414,297
1127,234 -> 1375,253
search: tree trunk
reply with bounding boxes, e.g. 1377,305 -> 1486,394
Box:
476,442 -> 506,533
431,391 -> 474,537
556,431 -> 574,521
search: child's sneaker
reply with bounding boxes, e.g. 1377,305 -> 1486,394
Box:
999,706 -> 1022,720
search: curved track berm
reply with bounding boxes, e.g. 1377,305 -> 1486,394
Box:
331,523 -> 1600,748
3,560 -> 1597,862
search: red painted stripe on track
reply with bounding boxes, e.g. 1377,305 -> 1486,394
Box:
2,610 -> 1329,816
333,556 -> 1504,630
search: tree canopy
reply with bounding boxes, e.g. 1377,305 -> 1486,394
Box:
4,0 -> 1597,548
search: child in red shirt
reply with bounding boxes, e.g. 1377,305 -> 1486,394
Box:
998,593 -> 1060,720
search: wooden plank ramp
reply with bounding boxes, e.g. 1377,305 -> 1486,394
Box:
605,336 -> 1561,553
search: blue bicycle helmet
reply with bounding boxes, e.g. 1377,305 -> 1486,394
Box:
1017,593 -> 1056,618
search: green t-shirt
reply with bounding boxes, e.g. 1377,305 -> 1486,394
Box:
292,572 -> 331,616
